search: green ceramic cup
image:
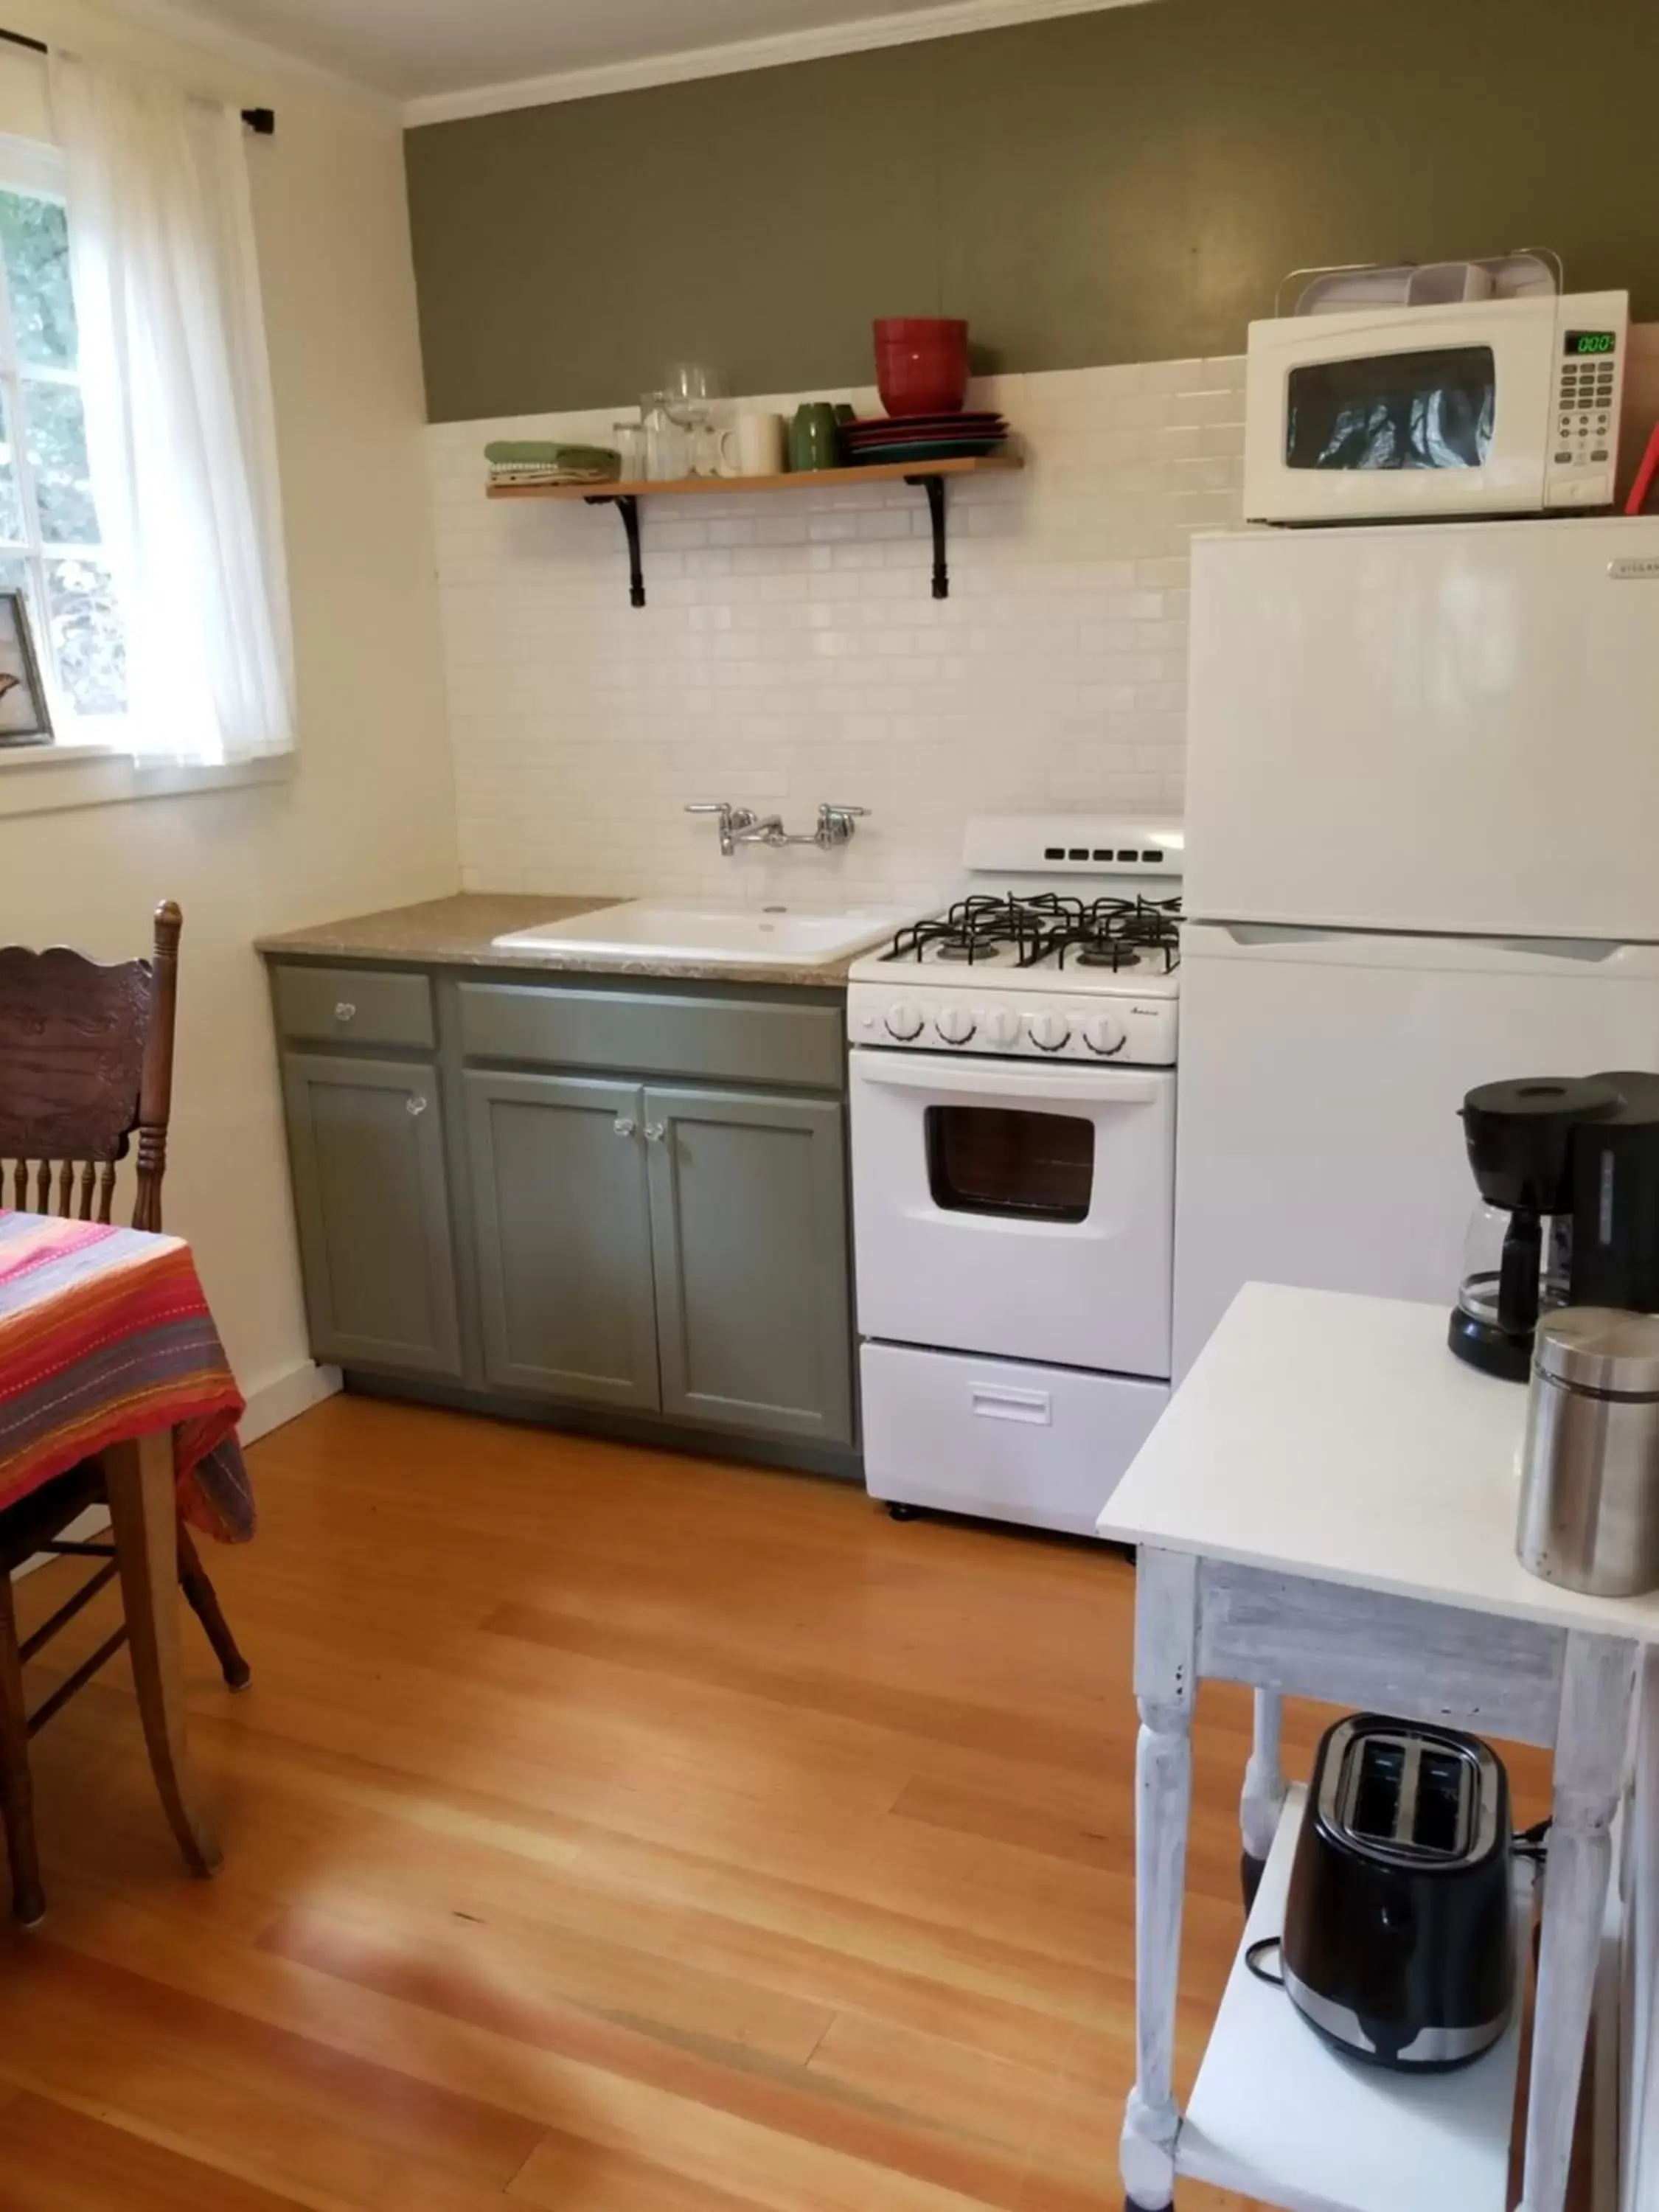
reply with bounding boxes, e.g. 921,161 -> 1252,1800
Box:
790,402 -> 841,473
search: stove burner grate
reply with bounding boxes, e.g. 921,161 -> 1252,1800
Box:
882,891 -> 1181,972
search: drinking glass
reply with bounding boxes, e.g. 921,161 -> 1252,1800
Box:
664,361 -> 723,409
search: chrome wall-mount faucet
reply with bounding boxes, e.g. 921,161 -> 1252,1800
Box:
686,801 -> 869,857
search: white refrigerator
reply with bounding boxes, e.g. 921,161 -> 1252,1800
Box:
1175,515 -> 1659,1378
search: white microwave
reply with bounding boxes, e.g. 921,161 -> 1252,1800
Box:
1243,288 -> 1629,523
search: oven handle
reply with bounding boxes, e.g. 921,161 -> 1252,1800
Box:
850,1054 -> 1161,1107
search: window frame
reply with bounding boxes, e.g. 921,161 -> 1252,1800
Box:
0,128 -> 122,751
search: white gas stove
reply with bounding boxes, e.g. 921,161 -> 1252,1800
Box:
848,816 -> 1183,1539
847,817 -> 1180,1065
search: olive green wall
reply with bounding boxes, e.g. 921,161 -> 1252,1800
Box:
406,0 -> 1659,423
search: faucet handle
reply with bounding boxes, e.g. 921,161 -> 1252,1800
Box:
686,799 -> 752,858
816,802 -> 870,848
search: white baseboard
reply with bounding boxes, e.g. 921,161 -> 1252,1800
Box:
9,1361 -> 341,1582
239,1360 -> 343,1446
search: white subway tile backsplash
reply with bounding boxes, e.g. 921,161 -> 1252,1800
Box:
428,353 -> 1217,903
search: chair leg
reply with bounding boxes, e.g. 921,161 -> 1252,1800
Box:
102,1433 -> 222,1881
0,1571 -> 45,1928
176,1524 -> 251,1691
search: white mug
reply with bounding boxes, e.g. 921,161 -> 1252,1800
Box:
731,411 -> 785,478
693,422 -> 742,479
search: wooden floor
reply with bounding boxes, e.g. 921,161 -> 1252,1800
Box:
0,1395 -> 1560,2212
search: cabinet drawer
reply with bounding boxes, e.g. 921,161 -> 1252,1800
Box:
271,964 -> 435,1051
457,984 -> 843,1090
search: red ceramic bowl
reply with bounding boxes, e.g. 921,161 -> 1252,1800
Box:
874,316 -> 969,418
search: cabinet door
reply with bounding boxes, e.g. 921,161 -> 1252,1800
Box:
281,1054 -> 462,1375
464,1071 -> 660,1411
644,1087 -> 852,1446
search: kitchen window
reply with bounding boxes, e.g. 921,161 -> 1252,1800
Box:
0,139 -> 122,743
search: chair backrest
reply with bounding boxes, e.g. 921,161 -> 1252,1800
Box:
0,901 -> 181,1231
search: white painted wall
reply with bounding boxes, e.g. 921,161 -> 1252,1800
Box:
0,4 -> 458,1409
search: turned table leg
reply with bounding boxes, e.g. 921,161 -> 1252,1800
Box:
102,1430 -> 223,1880
1121,1547 -> 1199,2212
1517,1630 -> 1637,2212
1239,1687 -> 1287,1913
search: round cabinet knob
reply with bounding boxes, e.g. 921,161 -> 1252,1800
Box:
405,1095 -> 428,1116
1082,1013 -> 1126,1057
1028,1012 -> 1072,1054
613,1116 -> 637,1138
884,1001 -> 925,1041
980,1008 -> 1022,1048
334,1001 -> 357,1023
934,1006 -> 976,1046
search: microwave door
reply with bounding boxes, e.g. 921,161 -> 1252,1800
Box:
1244,310 -> 1552,521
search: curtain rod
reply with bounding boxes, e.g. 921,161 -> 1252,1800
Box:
0,24 -> 275,133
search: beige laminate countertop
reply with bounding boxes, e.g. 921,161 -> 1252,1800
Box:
255,894 -> 859,990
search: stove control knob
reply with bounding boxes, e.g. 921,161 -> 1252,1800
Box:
885,1000 -> 925,1041
1029,1011 -> 1073,1054
1082,1013 -> 1127,1057
935,1006 -> 976,1046
980,1007 -> 1022,1048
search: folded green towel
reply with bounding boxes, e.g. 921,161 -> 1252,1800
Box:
485,440 -> 619,467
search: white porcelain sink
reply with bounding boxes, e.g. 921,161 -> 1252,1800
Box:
492,900 -> 912,967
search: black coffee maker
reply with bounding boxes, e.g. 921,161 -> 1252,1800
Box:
1449,1071 -> 1659,1380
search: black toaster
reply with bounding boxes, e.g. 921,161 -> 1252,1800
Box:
1280,1714 -> 1514,2071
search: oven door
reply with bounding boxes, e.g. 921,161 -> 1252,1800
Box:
1243,300 -> 1553,523
849,1047 -> 1175,1376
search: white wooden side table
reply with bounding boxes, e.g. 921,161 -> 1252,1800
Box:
1098,1284 -> 1659,2212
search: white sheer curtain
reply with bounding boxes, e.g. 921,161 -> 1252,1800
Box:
50,55 -> 293,765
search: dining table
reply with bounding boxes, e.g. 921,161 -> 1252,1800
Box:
0,1209 -> 251,1921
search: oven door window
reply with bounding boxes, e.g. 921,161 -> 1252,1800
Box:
1286,347 -> 1495,471
925,1107 -> 1096,1224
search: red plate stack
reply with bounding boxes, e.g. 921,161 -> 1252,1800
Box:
842,411 -> 1009,465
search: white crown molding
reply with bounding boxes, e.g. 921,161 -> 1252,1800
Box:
89,0 -> 399,113
403,0 -> 1158,128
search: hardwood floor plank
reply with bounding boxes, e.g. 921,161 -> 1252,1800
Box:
507,2126 -> 781,2212
0,2091 -> 307,2212
0,1935 -> 542,2186
483,1602 -> 1109,1773
258,1905 -> 1081,2211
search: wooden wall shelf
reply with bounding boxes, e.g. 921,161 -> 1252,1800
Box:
486,453 -> 1023,607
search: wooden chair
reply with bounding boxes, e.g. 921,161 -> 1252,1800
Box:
0,900 -> 248,1926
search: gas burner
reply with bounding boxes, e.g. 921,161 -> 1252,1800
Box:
886,894 -> 1052,965
1045,896 -> 1183,974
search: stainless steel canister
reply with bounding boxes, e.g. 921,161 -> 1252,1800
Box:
1517,1309 -> 1659,1597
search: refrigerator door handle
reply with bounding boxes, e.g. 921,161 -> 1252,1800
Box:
1184,920 -> 1656,972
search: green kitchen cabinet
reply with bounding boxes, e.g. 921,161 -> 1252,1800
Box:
463,1070 -> 661,1411
266,956 -> 858,1474
646,1093 -> 858,1451
280,1053 -> 462,1377
644,1087 -> 852,1447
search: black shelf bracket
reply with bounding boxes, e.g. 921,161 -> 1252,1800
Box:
906,473 -> 951,599
585,493 -> 645,608
580,473 -> 964,607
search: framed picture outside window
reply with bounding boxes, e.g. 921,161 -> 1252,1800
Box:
0,591 -> 52,746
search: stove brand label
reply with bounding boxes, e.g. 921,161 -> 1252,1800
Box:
1609,556 -> 1659,581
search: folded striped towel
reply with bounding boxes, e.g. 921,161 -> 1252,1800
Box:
485,440 -> 620,470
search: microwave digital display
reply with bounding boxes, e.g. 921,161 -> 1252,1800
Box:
1285,347 -> 1496,473
1566,330 -> 1618,356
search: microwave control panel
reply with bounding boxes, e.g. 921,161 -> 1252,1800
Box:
1547,299 -> 1627,509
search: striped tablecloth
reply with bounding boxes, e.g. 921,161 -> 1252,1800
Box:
0,1211 -> 253,1543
